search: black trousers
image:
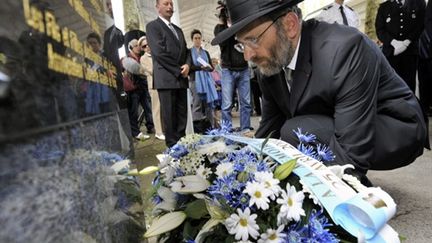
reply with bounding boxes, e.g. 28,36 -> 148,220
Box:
158,89 -> 187,147
250,79 -> 262,115
126,89 -> 154,137
418,58 -> 432,114
387,54 -> 418,92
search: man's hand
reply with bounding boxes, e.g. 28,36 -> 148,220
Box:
391,39 -> 408,56
180,64 -> 190,77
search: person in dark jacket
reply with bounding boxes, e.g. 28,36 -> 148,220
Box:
418,0 -> 432,116
375,0 -> 426,92
212,0 -> 428,186
214,3 -> 252,132
146,0 -> 191,147
188,29 -> 219,132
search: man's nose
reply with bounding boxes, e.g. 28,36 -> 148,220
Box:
243,47 -> 255,61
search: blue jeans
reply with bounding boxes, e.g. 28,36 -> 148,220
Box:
221,68 -> 251,130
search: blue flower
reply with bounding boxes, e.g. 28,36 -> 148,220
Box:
208,175 -> 248,209
285,224 -> 306,243
152,194 -> 163,205
208,175 -> 237,198
293,128 -> 317,144
316,144 -> 335,162
152,173 -> 161,186
169,144 -> 189,159
298,144 -> 316,158
207,120 -> 232,136
304,209 -> 339,243
100,151 -> 123,164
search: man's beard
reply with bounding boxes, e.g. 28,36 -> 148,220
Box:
253,26 -> 295,76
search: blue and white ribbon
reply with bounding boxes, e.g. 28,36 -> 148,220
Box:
223,135 -> 399,243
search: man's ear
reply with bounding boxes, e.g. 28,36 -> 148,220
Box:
282,12 -> 300,39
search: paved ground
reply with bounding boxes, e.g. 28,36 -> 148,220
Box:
135,112 -> 432,243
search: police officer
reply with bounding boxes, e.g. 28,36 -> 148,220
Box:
375,0 -> 426,92
316,0 -> 359,28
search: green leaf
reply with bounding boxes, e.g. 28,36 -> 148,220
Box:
205,200 -> 230,220
273,159 -> 297,180
195,218 -> 223,243
260,130 -> 275,154
185,199 -> 209,219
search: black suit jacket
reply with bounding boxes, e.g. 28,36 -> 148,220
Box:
376,0 -> 425,57
146,17 -> 190,89
256,20 -> 427,169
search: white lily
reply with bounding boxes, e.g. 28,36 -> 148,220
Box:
196,140 -> 229,155
169,175 -> 210,194
144,211 -> 187,238
110,159 -> 130,173
154,186 -> 177,212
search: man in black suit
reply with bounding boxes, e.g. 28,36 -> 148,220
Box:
146,0 -> 190,147
375,0 -> 426,92
212,0 -> 428,185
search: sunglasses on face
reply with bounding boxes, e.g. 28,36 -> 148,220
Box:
141,44 -> 147,48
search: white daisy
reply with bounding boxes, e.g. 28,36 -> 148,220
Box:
258,225 -> 286,243
276,183 -> 306,225
254,171 -> 281,200
243,181 -> 271,210
225,207 -> 260,241
196,165 -> 212,179
215,162 -> 234,178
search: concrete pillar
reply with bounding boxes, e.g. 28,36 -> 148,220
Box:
364,0 -> 380,41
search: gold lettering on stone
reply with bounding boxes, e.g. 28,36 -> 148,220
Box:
23,0 -> 45,33
47,43 -> 84,79
44,11 -> 61,42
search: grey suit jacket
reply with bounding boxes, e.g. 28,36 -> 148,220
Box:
146,18 -> 190,89
256,20 -> 427,170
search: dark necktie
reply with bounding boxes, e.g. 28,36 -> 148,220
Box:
339,6 -> 348,25
283,67 -> 293,92
168,23 -> 179,40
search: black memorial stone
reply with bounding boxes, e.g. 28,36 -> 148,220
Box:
0,1 -> 144,242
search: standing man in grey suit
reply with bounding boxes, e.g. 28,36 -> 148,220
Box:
146,0 -> 190,147
212,0 -> 428,185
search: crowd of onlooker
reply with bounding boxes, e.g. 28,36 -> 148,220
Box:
97,0 -> 432,148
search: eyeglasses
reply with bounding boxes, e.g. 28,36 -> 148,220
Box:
141,44 -> 147,48
234,14 -> 284,53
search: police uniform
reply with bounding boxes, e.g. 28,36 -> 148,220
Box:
316,2 -> 359,28
375,0 -> 425,92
